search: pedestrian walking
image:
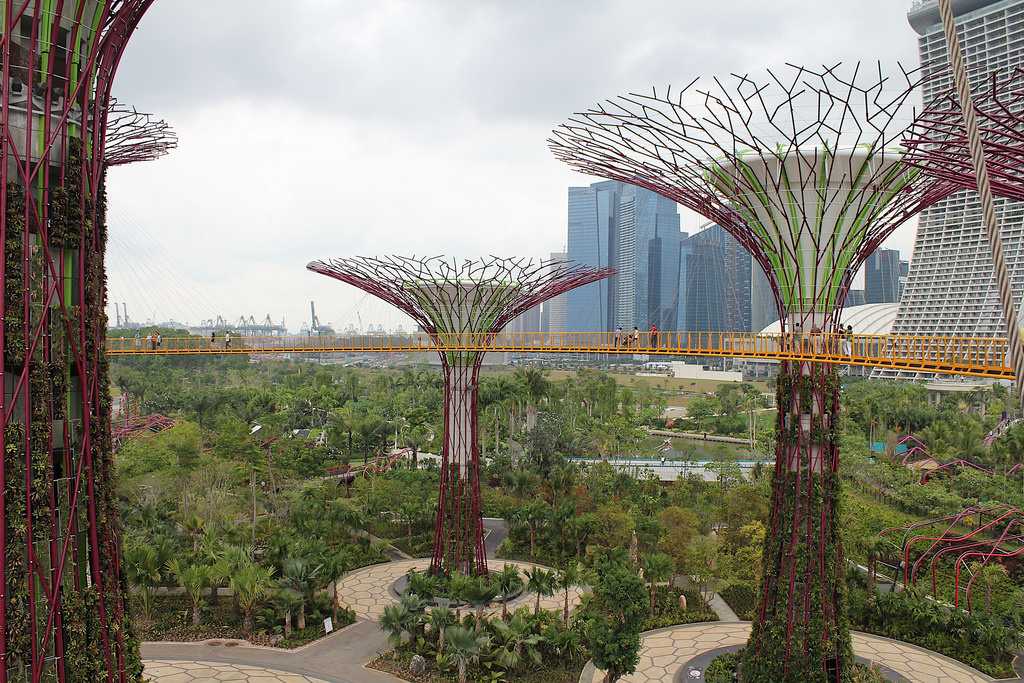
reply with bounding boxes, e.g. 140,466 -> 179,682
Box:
842,324 -> 853,356
210,331 -> 216,348
649,323 -> 658,348
134,332 -> 140,349
225,331 -> 231,349
156,332 -> 162,348
614,326 -> 622,348
148,334 -> 156,351
631,326 -> 640,348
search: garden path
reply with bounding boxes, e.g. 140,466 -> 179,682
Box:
334,558 -> 583,620
577,622 -> 993,683
142,620 -> 396,683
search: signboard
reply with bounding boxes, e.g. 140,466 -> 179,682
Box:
323,617 -> 333,634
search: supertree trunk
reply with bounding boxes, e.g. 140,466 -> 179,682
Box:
742,359 -> 851,682
431,357 -> 487,575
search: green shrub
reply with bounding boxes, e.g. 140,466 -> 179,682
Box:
719,583 -> 757,621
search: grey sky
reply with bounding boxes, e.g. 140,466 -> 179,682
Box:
105,0 -> 923,331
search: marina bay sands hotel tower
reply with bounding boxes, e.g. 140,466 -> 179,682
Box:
885,0 -> 1024,378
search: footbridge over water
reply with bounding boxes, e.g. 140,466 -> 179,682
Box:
105,331 -> 1015,380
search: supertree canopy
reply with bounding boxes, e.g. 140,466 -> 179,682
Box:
550,63 -> 957,682
308,256 -> 612,575
104,99 -> 177,167
1,2 -> 157,681
903,67 -> 1024,201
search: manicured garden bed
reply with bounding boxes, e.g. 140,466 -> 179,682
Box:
134,594 -> 355,649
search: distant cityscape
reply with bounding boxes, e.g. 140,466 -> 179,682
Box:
533,179 -> 909,337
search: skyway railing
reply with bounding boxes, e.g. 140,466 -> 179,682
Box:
105,331 -> 1014,379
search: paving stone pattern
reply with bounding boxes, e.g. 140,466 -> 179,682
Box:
144,659 -> 329,682
578,623 -> 991,683
336,558 -> 582,620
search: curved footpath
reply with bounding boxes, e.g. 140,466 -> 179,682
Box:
142,518 -> 998,683
578,622 -> 993,683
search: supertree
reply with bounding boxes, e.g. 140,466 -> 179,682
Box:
549,63 -> 957,681
1,2 -> 157,682
307,256 -> 612,575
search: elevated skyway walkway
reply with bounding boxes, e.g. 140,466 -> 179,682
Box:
105,331 -> 1015,379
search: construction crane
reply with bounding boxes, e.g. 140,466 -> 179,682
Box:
310,301 -> 335,335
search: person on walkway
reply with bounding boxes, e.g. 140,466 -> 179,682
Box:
845,324 -> 854,356
156,332 -> 162,348
134,332 -> 140,349
614,326 -> 622,348
649,323 -> 658,348
148,334 -> 156,351
210,331 -> 216,348
631,326 -> 640,348
225,331 -> 231,349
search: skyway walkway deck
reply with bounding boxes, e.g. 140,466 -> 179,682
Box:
106,331 -> 1014,379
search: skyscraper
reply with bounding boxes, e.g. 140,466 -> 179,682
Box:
565,181 -> 681,331
545,252 -> 569,333
890,0 -> 1024,350
678,222 -> 777,331
865,248 -> 903,304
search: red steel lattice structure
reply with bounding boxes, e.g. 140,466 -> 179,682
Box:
903,67 -> 1024,202
1,2 -> 157,682
549,63 -> 958,681
882,505 -> 1024,611
308,256 -> 612,575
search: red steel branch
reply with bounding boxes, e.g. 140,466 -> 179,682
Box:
886,505 -> 1024,610
904,68 -> 1024,202
104,98 -> 177,167
308,256 -> 613,575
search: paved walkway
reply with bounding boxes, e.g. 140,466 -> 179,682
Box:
578,622 -> 992,683
144,659 -> 330,682
142,620 -> 396,683
336,558 -> 582,620
706,593 -> 739,621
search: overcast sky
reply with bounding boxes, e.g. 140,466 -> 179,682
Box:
105,0 -> 923,332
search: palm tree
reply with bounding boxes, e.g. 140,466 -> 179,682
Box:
525,567 -> 555,615
464,576 -> 499,632
167,560 -> 210,626
380,602 -> 410,648
272,587 -> 303,638
282,557 -> 319,630
448,572 -> 475,620
317,551 -> 350,625
177,514 -> 206,553
427,606 -> 456,652
642,553 -> 674,617
557,563 -> 581,624
445,625 -> 488,683
124,543 -> 162,621
496,565 -> 523,620
491,613 -> 542,672
514,367 -> 549,432
230,563 -> 275,636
